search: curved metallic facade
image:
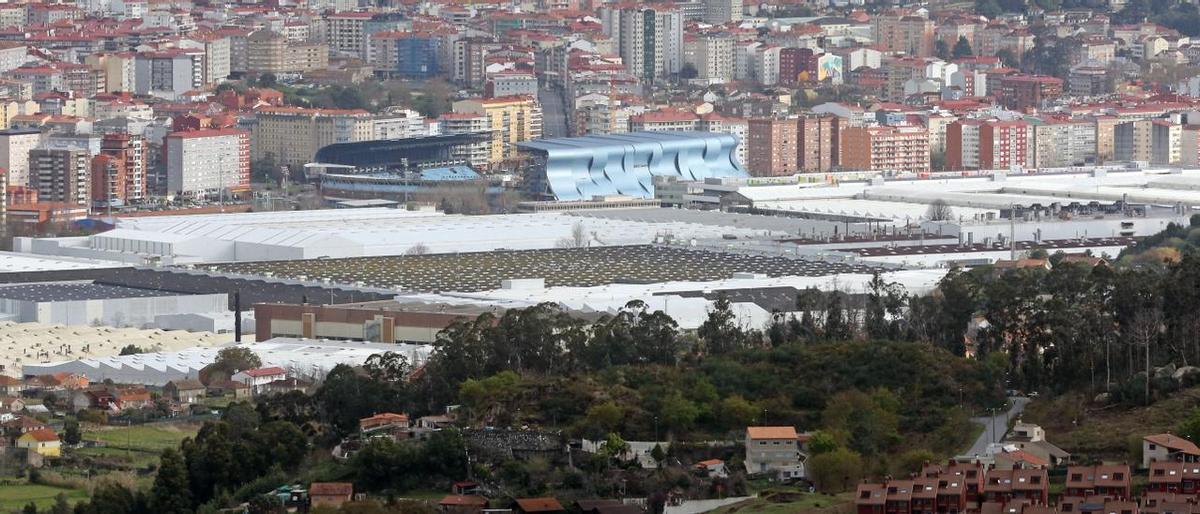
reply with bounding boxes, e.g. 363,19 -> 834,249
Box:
517,131 -> 747,201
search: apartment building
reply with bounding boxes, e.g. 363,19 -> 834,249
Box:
858,463 -> 1047,514
0,128 -> 42,188
165,128 -> 250,197
373,108 -> 433,140
451,96 -> 542,165
840,125 -> 930,174
614,7 -> 684,81
873,14 -> 935,57
883,57 -> 929,102
29,148 -> 90,208
438,112 -> 491,169
683,33 -> 735,82
744,426 -> 805,479
798,114 -> 838,172
247,30 -> 329,75
251,107 -> 374,168
95,133 -> 146,204
703,0 -> 742,24
85,53 -> 136,93
629,110 -> 699,132
997,75 -> 1064,111
1115,120 -> 1181,165
326,12 -> 375,58
946,119 -> 1031,170
134,49 -> 204,100
746,117 -> 799,176
369,31 -> 443,79
180,33 -> 231,85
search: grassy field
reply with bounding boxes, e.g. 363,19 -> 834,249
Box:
714,492 -> 852,514
1023,387 -> 1200,462
74,446 -> 160,468
83,422 -> 201,452
0,483 -> 89,511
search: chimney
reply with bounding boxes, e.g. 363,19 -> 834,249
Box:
234,291 -> 242,343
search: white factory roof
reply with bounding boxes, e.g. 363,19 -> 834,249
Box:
0,321 -> 231,378
399,268 -> 949,331
0,251 -> 126,272
21,337 -> 433,386
741,168 -> 1200,224
26,208 -> 802,263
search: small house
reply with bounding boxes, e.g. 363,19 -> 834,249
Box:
360,412 -> 410,433
164,379 -> 206,404
231,367 -> 287,394
439,494 -> 488,514
16,428 -> 61,457
1144,434 -> 1200,468
515,497 -> 566,514
309,482 -> 353,508
693,458 -> 729,478
0,376 -> 24,396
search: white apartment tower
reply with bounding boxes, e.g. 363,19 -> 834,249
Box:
617,7 -> 684,82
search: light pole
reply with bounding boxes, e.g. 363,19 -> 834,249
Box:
991,408 -> 998,443
653,415 -> 659,442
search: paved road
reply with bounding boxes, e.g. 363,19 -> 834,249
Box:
965,396 -> 1030,457
539,86 -> 568,138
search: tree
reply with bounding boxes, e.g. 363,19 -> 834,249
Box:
1179,408 -> 1200,442
660,391 -> 700,435
406,243 -> 430,255
808,448 -> 864,493
363,352 -> 411,383
23,502 -> 37,514
997,49 -> 1019,68
583,401 -> 624,437
807,430 -> 839,454
926,199 -> 954,221
557,222 -> 589,248
49,493 -> 70,514
63,419 -> 81,445
698,295 -> 750,353
149,449 -> 193,514
680,63 -> 699,80
717,395 -> 758,431
203,347 -> 262,383
935,40 -> 951,60
118,344 -> 146,355
953,36 -> 974,58
599,432 -> 630,460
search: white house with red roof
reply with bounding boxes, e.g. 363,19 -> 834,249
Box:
230,366 -> 287,394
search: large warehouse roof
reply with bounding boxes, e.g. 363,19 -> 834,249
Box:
0,322 -> 231,379
21,338 -> 433,386
0,282 -> 181,302
22,208 -> 806,263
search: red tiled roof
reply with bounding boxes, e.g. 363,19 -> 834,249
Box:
515,498 -> 564,512
23,428 -> 59,442
440,495 -> 488,506
309,482 -> 353,496
1147,434 -> 1200,454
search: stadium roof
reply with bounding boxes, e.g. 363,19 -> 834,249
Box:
517,131 -> 747,201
